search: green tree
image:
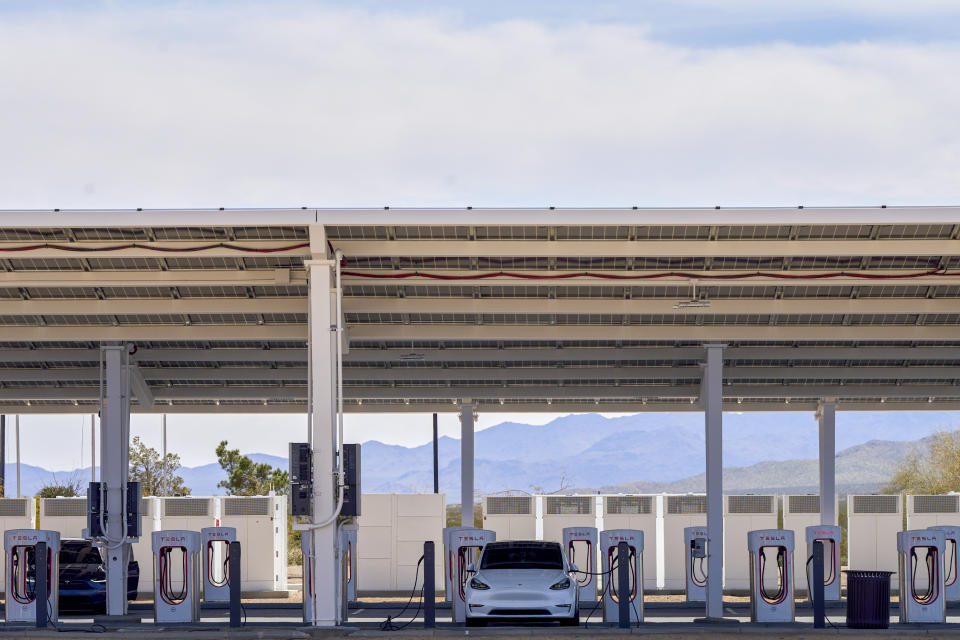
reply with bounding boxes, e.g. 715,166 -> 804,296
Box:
215,440 -> 289,496
129,436 -> 191,496
884,431 -> 960,495
36,473 -> 83,498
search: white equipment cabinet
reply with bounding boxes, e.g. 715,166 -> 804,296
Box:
747,529 -> 794,623
541,496 -> 596,544
4,529 -> 60,623
158,496 -> 220,532
219,495 -> 287,592
481,496 -> 536,541
898,529 -> 946,623
782,495 -> 837,592
723,495 -> 777,591
358,493 -> 445,592
599,529 -> 644,624
662,495 -> 707,592
40,497 -> 87,538
907,494 -> 960,530
602,495 -> 658,591
847,495 -> 902,580
0,498 -> 36,597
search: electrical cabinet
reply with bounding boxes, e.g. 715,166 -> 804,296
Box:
723,495 -> 777,591
906,494 -> 960,529
847,494 -> 902,582
219,495 -> 288,593
602,495 -> 659,591
541,495 -> 597,544
662,494 -> 707,591
0,498 -> 36,596
481,496 -> 536,541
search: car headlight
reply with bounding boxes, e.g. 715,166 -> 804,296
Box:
550,578 -> 571,590
469,577 -> 490,590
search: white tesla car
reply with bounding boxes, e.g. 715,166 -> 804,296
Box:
464,540 -> 580,626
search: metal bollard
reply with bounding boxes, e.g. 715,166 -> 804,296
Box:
35,542 -> 48,628
812,540 -> 825,629
424,541 -> 435,628
229,541 -> 242,628
617,541 -> 629,629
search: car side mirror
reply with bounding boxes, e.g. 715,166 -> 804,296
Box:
466,563 -> 476,574
570,563 -> 579,573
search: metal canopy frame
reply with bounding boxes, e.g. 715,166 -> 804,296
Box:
1,206 -> 959,414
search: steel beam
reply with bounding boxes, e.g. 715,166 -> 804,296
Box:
0,269 -> 305,288
0,299 -> 305,315
333,238 -> 960,258
0,326 -> 307,341
99,345 -> 131,616
460,401 -> 475,527
703,344 -> 724,620
128,363 -> 155,410
817,401 -> 837,527
0,240 -> 309,259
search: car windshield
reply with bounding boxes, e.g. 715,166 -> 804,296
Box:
59,541 -> 102,566
480,544 -> 564,570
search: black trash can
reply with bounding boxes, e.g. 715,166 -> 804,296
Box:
844,570 -> 892,629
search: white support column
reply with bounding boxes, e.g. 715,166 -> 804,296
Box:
702,343 -> 725,621
100,344 -> 132,616
460,400 -> 475,527
306,251 -> 340,626
817,399 -> 837,526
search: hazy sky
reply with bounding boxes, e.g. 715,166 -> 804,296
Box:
1,2 -> 959,470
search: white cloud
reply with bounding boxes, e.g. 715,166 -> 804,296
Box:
0,3 -> 957,209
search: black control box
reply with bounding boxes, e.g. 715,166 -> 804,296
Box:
126,481 -> 141,538
289,442 -> 312,485
341,443 -> 361,517
87,482 -> 104,538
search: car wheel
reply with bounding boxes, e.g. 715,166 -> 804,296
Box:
465,617 -> 486,627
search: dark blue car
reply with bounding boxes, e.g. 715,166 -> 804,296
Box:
59,539 -> 139,614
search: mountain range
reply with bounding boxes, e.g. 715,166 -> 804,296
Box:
4,411 -> 955,500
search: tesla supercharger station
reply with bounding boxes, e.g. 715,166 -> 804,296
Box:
562,526 -> 598,602
153,530 -> 202,624
600,529 -> 643,624
300,531 -> 314,623
929,526 -> 960,601
442,526 -> 473,601
683,526 -> 708,602
450,528 -> 495,624
897,529 -> 946,623
804,525 -> 840,601
747,529 -> 794,623
4,529 -> 60,623
201,526 -> 236,603
339,523 -> 358,603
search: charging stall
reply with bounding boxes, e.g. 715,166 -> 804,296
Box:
747,529 -> 794,623
153,530 -> 202,624
805,525 -> 841,601
847,495 -> 901,580
0,498 -> 37,600
339,523 -> 358,602
134,498 -> 161,594
449,528 -> 495,624
602,496 -> 658,591
929,526 -> 960,601
4,529 -> 60,623
662,495 -> 706,592
724,495 -> 777,591
200,527 -> 236,603
542,496 -> 596,544
600,529 -> 643,624
897,529 -> 946,623
683,526 -> 708,602
562,526 -> 598,602
219,496 -> 287,593
482,496 -> 536,541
